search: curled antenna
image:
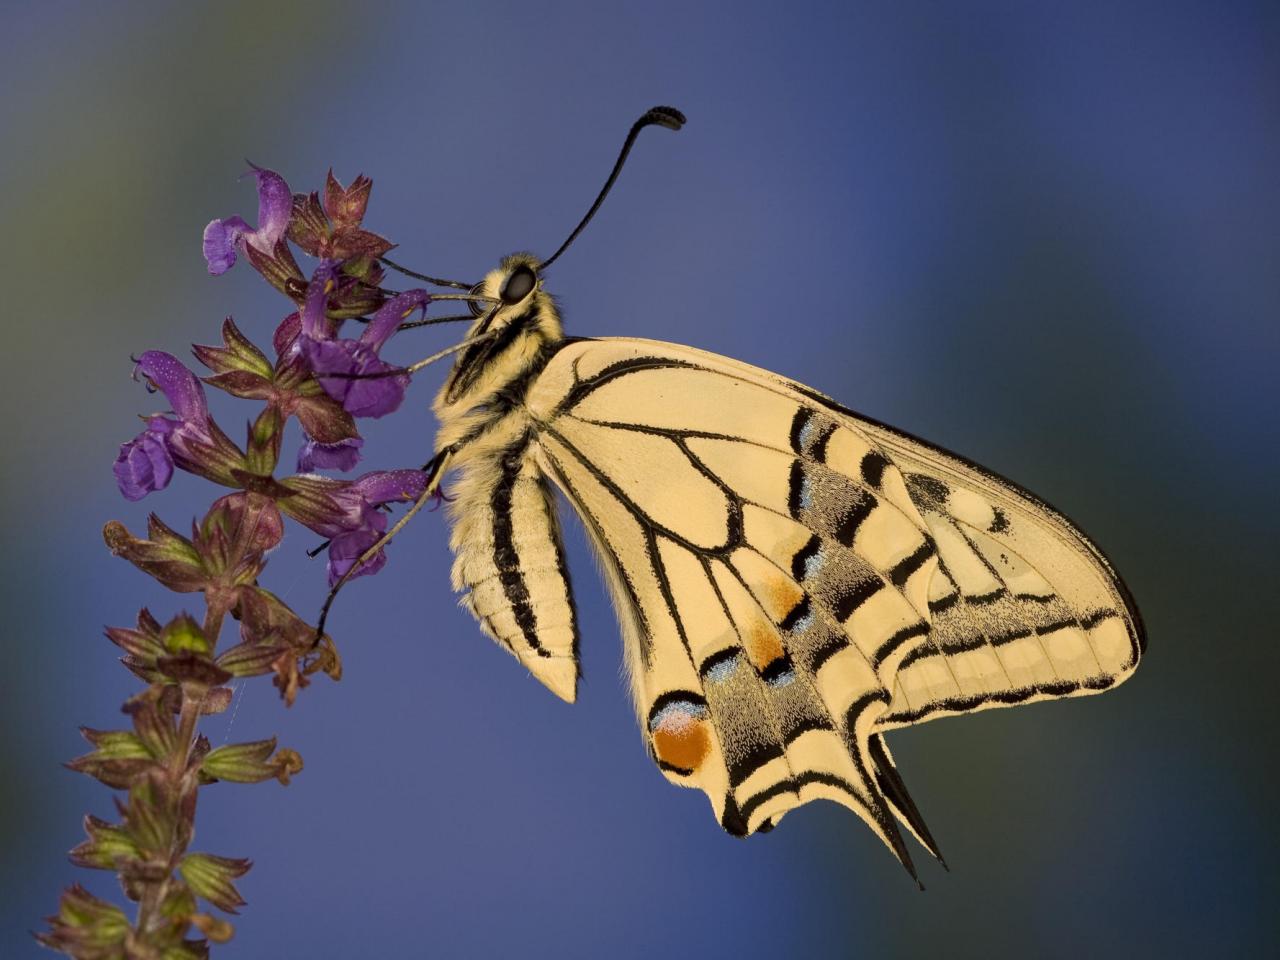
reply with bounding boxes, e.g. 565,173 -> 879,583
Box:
538,105 -> 686,271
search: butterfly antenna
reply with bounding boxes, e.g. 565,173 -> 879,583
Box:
379,256 -> 472,290
538,105 -> 686,271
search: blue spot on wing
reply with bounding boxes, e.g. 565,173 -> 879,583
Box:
649,698 -> 709,732
706,653 -> 740,684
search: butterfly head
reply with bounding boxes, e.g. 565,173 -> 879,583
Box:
436,253 -> 563,410
467,253 -> 545,319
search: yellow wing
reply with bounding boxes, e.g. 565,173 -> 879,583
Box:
523,337 -> 1143,877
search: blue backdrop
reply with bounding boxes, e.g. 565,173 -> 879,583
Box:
2,1 -> 1276,956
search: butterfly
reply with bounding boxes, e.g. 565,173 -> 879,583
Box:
408,107 -> 1144,881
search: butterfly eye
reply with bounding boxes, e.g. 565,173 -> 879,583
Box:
500,264 -> 537,304
467,282 -> 487,317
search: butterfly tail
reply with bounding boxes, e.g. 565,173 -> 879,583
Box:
867,734 -> 946,869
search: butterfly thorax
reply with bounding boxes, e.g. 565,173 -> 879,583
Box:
432,254 -> 565,455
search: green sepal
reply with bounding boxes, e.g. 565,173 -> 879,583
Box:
179,852 -> 251,914
68,815 -> 142,871
201,738 -> 302,784
244,235 -> 304,299
103,517 -> 207,593
193,317 -> 273,381
245,406 -> 283,475
124,772 -> 183,856
36,883 -> 130,953
214,639 -> 288,678
77,728 -> 152,760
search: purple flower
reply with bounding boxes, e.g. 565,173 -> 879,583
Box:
326,518 -> 390,584
297,265 -> 428,419
296,436 -> 363,473
113,427 -> 174,501
113,352 -> 242,499
203,165 -> 293,275
280,469 -> 428,585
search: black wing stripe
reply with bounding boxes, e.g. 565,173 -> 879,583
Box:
889,540 -> 936,588
835,493 -> 877,546
489,440 -> 549,657
739,770 -> 864,824
871,622 -> 930,669
831,576 -> 885,623
884,676 -> 1117,725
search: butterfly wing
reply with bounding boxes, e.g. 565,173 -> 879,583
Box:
522,337 -> 1143,871
851,418 -> 1145,730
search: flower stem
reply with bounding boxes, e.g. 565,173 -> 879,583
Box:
133,601 -> 226,940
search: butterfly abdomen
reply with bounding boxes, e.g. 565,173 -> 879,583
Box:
435,256 -> 580,701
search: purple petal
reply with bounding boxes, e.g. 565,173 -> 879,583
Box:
135,351 -> 209,423
202,216 -> 250,275
351,469 -> 429,506
299,496 -> 369,539
113,429 -> 174,501
362,290 -> 430,351
300,337 -> 407,418
300,337 -> 359,401
326,525 -> 389,585
300,261 -> 341,339
247,165 -> 293,253
297,436 -> 364,473
340,362 -> 407,418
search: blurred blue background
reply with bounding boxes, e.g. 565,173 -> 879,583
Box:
2,1 -> 1276,956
